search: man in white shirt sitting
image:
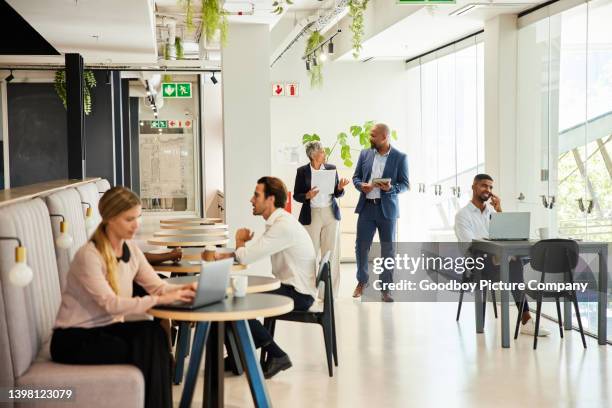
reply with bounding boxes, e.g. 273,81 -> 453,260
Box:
455,173 -> 549,337
217,176 -> 317,378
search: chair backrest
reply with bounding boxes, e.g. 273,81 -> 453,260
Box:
529,239 -> 579,282
0,199 -> 62,381
45,188 -> 88,290
96,179 -> 111,195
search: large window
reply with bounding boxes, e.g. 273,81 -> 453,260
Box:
516,0 -> 612,342
399,37 -> 485,241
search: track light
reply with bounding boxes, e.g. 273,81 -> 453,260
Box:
328,40 -> 334,55
305,59 -> 311,71
312,53 -> 318,66
211,72 -> 218,85
5,70 -> 14,83
319,51 -> 328,62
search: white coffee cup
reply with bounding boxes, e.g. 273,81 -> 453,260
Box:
202,245 -> 216,262
538,227 -> 550,239
231,275 -> 248,297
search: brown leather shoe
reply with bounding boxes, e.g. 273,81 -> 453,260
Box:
381,292 -> 394,302
353,282 -> 367,298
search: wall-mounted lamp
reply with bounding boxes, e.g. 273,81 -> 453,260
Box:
0,237 -> 33,287
81,202 -> 97,229
49,214 -> 74,249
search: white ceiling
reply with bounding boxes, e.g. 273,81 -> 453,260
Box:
351,0 -> 542,60
4,0 -> 158,64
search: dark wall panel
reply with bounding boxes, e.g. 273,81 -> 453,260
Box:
7,83 -> 68,187
85,70 -> 115,184
129,97 -> 140,195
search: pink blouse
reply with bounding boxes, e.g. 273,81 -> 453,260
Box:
54,240 -> 180,329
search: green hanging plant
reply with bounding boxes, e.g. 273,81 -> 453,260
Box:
163,42 -> 170,60
305,30 -> 324,88
348,0 -> 369,59
175,37 -> 184,59
202,0 -> 228,46
178,0 -> 195,31
271,0 -> 293,15
53,70 -> 97,115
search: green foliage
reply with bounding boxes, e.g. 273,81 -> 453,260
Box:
54,70 -> 97,115
305,31 -> 324,88
178,0 -> 195,31
271,0 -> 293,15
175,37 -> 184,59
348,0 -> 369,59
163,42 -> 170,60
202,0 -> 228,46
301,121 -> 398,168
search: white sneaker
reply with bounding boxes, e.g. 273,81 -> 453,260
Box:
520,318 -> 550,337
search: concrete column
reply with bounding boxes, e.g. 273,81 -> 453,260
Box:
484,15 -> 518,210
222,24 -> 271,274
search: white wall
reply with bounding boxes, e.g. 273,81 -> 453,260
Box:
270,36 -> 410,192
222,23 -> 272,274
201,77 -> 224,217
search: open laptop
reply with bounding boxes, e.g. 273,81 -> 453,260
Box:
161,258 -> 232,309
485,212 -> 530,241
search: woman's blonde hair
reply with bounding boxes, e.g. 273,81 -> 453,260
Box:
91,186 -> 141,294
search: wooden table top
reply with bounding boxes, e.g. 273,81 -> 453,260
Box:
154,229 -> 229,238
154,259 -> 245,273
147,236 -> 229,247
159,223 -> 228,230
0,178 -> 100,208
167,275 -> 280,294
148,294 -> 293,322
160,217 -> 223,224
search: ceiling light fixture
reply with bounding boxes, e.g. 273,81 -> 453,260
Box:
305,59 -> 311,71
211,72 -> 218,85
5,70 -> 14,83
328,40 -> 334,55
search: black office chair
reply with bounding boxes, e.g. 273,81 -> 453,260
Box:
260,251 -> 338,377
513,239 -> 587,349
456,269 -> 498,321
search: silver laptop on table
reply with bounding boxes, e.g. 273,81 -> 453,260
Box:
162,258 -> 232,310
485,212 -> 530,241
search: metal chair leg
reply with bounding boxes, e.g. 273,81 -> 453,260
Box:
555,298 -> 564,339
534,297 -> 542,350
491,289 -> 498,319
514,295 -> 525,340
571,293 -> 587,349
456,288 -> 464,321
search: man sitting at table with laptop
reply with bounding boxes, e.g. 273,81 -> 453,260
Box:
454,173 -> 549,336
216,176 -> 317,378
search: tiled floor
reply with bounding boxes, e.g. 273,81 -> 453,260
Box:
171,263 -> 611,408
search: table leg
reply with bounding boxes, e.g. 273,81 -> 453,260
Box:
204,322 -> 225,408
563,297 -> 572,330
500,253 -> 510,348
233,320 -> 272,408
179,322 -> 210,408
473,269 -> 484,333
598,247 -> 608,345
225,323 -> 244,375
174,322 -> 191,384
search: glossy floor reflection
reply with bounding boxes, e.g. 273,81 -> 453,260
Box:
172,263 -> 610,408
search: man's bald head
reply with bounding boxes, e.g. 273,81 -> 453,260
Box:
370,123 -> 391,151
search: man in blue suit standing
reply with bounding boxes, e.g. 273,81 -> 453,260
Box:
352,123 -> 409,302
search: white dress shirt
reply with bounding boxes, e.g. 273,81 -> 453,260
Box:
366,148 -> 390,199
310,164 -> 333,208
454,201 -> 497,242
235,208 -> 317,299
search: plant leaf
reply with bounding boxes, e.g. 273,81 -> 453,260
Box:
324,147 -> 331,157
391,130 -> 398,140
344,159 -> 353,168
350,126 -> 361,136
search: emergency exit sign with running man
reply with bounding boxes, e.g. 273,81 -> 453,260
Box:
162,82 -> 192,98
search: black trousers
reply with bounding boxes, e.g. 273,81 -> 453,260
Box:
249,284 -> 315,349
50,320 -> 172,408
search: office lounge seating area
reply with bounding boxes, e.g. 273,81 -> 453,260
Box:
0,179 -> 147,408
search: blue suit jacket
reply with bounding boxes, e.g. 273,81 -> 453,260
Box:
352,147 -> 409,219
293,163 -> 344,225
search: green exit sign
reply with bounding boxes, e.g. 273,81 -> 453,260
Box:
162,82 -> 192,98
398,0 -> 455,3
150,120 -> 168,128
